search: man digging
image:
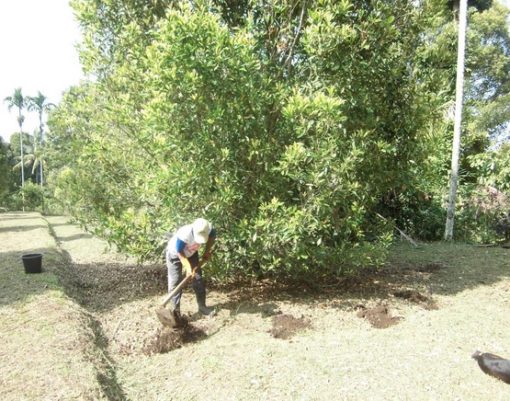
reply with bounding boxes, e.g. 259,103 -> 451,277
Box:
165,218 -> 217,326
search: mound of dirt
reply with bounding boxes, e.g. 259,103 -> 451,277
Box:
270,314 -> 312,339
142,321 -> 207,355
356,304 -> 401,329
415,263 -> 443,273
393,289 -> 438,310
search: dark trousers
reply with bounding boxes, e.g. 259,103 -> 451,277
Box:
166,251 -> 206,310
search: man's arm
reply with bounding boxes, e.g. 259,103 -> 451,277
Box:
175,238 -> 193,276
202,228 -> 216,262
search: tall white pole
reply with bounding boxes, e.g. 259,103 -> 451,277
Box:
18,115 -> 25,188
445,0 -> 468,241
39,115 -> 44,186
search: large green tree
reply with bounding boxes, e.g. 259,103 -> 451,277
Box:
47,0 -> 510,277
48,2 -> 428,274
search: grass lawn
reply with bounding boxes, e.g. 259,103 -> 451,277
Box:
1,212 -> 509,400
0,212 -> 105,400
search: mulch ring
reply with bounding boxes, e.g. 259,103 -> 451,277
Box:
142,317 -> 207,356
356,303 -> 401,329
393,289 -> 438,310
270,314 -> 312,339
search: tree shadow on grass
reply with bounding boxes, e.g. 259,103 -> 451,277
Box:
4,213 -> 509,319
384,242 -> 510,297
54,248 -> 168,313
0,224 -> 48,233
0,247 -> 64,307
0,245 -> 167,315
45,222 -> 79,228
56,233 -> 94,242
0,213 -> 41,221
208,242 -> 510,314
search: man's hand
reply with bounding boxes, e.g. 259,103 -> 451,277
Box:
182,258 -> 194,278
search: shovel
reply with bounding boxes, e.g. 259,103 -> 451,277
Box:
156,262 -> 206,328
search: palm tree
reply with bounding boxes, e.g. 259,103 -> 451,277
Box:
13,132 -> 39,181
27,91 -> 54,186
4,88 -> 27,193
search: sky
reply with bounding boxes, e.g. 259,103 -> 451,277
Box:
0,0 -> 83,142
0,1 -> 508,143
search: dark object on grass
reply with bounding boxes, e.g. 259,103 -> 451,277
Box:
472,351 -> 510,384
21,253 -> 43,274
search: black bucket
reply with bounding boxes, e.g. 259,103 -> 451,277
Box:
22,253 -> 43,274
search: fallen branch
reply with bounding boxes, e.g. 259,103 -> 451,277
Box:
375,213 -> 418,248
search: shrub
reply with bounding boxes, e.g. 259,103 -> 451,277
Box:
454,185 -> 510,243
21,182 -> 45,211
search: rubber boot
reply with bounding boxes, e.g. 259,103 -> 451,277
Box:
196,291 -> 215,317
199,304 -> 215,316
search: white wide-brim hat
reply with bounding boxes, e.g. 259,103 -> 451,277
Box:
192,218 -> 211,244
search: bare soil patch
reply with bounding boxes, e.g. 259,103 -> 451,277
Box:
356,303 -> 401,328
270,314 -> 312,339
393,289 -> 438,310
142,319 -> 208,355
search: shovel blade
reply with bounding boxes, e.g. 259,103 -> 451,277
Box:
156,307 -> 177,328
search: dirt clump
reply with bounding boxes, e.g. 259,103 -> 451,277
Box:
270,314 -> 312,339
393,289 -> 438,310
415,263 -> 443,273
142,320 -> 207,355
356,303 -> 401,329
